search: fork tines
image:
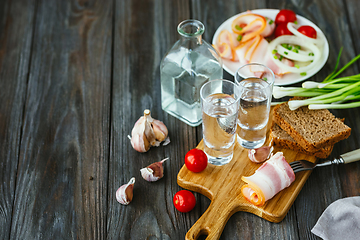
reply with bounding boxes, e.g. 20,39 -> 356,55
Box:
289,160 -> 315,173
289,161 -> 302,172
289,161 -> 301,167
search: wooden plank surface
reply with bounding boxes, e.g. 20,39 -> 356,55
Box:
0,0 -> 36,239
7,0 -> 112,239
0,0 -> 359,239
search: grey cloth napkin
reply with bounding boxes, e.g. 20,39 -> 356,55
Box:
311,196 -> 360,240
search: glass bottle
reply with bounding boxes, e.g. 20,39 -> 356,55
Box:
160,19 -> 223,127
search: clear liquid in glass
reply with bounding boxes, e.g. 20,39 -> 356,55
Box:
237,78 -> 271,149
160,20 -> 223,127
202,93 -> 238,165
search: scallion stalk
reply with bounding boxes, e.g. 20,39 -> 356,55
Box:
272,48 -> 360,110
309,101 -> 360,109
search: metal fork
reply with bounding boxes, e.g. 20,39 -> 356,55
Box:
290,148 -> 360,173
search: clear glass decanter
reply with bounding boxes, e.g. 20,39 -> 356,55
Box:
160,19 -> 223,127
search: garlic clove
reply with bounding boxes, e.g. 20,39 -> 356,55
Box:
140,168 -> 158,182
116,177 -> 135,205
151,119 -> 168,142
130,132 -> 151,153
130,109 -> 169,152
248,146 -> 273,163
143,110 -> 158,147
140,157 -> 168,182
130,115 -> 152,152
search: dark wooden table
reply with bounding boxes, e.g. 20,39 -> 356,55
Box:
1,0 -> 360,239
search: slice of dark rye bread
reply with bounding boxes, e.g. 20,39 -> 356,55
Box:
270,123 -> 334,158
273,101 -> 351,152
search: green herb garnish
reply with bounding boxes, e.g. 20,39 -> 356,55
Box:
235,25 -> 243,31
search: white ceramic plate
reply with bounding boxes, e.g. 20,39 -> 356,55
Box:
212,9 -> 329,86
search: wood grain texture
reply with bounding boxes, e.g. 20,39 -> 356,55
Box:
10,0 -> 112,239
0,0 -> 359,239
108,0 -> 196,239
0,0 -> 35,239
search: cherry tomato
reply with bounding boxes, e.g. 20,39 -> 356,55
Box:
185,148 -> 208,173
275,9 -> 297,25
274,23 -> 293,38
297,25 -> 317,39
173,190 -> 196,212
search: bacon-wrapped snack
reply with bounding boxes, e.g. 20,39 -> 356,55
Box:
241,152 -> 295,206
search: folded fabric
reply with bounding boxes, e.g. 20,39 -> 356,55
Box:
311,196 -> 360,240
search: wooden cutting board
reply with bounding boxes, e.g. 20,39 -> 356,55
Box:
177,112 -> 317,240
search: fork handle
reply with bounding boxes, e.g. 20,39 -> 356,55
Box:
340,149 -> 360,164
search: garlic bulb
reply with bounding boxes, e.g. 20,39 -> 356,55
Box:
140,158 -> 168,182
130,109 -> 169,152
116,177 -> 135,205
248,146 -> 273,163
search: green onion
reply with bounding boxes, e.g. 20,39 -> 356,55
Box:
323,47 -> 343,82
235,25 -> 243,31
272,49 -> 278,54
269,20 -> 274,24
288,81 -> 360,110
318,75 -> 360,88
284,51 -> 288,55
293,49 -> 299,53
272,48 -> 360,110
295,45 -> 301,50
237,35 -> 243,41
294,20 -> 298,24
309,52 -> 315,56
309,102 -> 360,109
295,64 -> 300,69
274,55 -> 278,60
329,51 -> 360,80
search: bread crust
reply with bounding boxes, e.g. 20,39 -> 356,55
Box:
270,123 -> 333,159
273,102 -> 351,152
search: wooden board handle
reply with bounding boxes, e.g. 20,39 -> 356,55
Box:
185,198 -> 237,240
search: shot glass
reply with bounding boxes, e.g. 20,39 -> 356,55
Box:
200,79 -> 241,166
235,63 -> 275,149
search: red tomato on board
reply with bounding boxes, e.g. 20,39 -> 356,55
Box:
297,25 -> 317,38
275,23 -> 293,38
185,148 -> 208,173
275,9 -> 297,25
173,190 -> 196,212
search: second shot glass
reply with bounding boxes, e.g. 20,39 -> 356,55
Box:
235,63 -> 275,149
